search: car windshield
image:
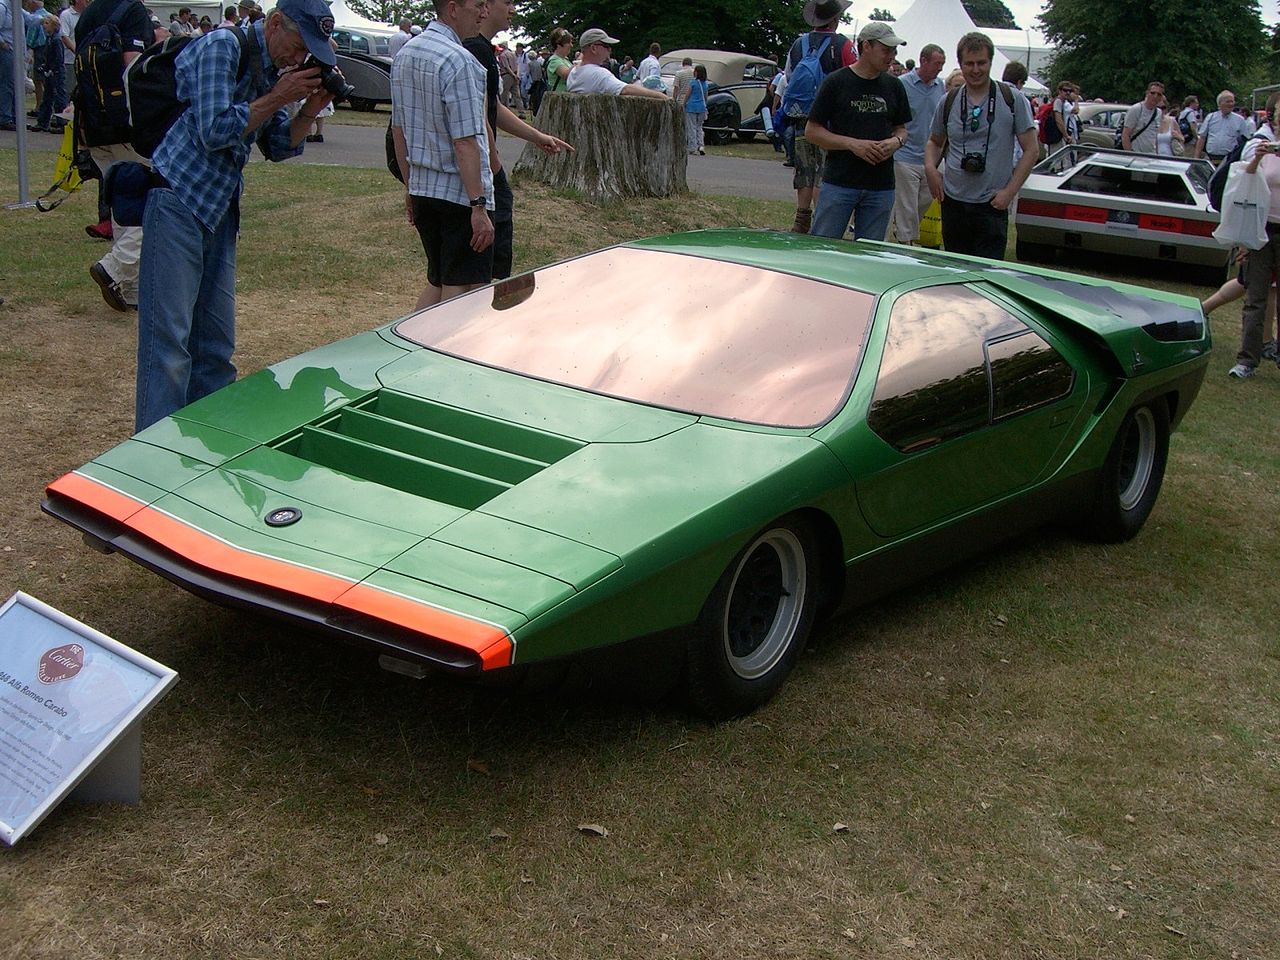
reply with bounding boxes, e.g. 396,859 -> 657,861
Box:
395,247 -> 875,428
1062,164 -> 1195,204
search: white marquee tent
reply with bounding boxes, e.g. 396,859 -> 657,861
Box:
326,0 -> 395,32
875,0 -> 1048,95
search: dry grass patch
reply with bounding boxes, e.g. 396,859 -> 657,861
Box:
0,148 -> 1278,959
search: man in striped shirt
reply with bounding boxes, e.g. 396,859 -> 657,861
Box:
390,0 -> 494,309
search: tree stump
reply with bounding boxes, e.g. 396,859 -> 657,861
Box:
513,93 -> 688,203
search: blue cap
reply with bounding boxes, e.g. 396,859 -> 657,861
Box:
277,0 -> 337,66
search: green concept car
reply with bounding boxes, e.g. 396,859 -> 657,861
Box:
43,231 -> 1210,717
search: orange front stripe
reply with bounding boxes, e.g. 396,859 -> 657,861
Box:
49,472 -> 514,669
335,584 -> 514,669
48,471 -> 147,523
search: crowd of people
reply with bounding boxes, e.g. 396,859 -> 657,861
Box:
3,0 -> 1276,435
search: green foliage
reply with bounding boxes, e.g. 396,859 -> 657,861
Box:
344,0 -> 433,25
869,7 -> 895,20
1039,0 -> 1268,102
962,0 -> 1019,28
514,0 -> 812,61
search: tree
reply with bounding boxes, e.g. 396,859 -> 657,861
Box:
869,7 -> 895,20
1038,0 -> 1266,103
346,0 -> 434,25
962,0 -> 1018,29
514,0 -> 815,62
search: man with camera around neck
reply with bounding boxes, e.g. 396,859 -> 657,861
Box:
923,31 -> 1036,260
134,0 -> 336,430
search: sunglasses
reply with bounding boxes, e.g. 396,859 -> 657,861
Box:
969,105 -> 983,132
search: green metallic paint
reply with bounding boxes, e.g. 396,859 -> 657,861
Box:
46,231 -> 1212,675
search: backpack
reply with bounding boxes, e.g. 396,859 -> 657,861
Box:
1036,99 -> 1062,145
124,25 -> 259,160
73,1 -> 139,147
780,33 -> 837,119
1178,112 -> 1195,142
1207,132 -> 1267,212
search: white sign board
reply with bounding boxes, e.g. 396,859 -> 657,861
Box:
0,592 -> 177,845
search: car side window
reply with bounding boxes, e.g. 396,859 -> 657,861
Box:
333,29 -> 350,50
986,330 -> 1075,422
350,33 -> 370,54
868,286 -> 1072,453
743,63 -> 777,82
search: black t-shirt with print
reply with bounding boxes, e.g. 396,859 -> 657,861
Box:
808,68 -> 910,190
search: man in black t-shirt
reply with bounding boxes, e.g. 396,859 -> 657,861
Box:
806,20 -> 910,241
461,0 -> 571,280
75,0 -> 154,311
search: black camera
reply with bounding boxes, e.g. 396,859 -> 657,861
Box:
960,152 -> 986,173
302,55 -> 356,103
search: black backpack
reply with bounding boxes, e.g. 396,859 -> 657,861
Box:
124,25 -> 259,159
73,1 -> 138,147
1207,132 -> 1268,212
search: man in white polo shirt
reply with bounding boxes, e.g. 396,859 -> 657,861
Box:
567,27 -> 668,98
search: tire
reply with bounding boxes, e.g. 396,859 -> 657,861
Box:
706,127 -> 732,147
348,96 -> 376,112
1087,401 -> 1170,543
1016,239 -> 1054,263
736,131 -> 757,143
686,518 -> 819,719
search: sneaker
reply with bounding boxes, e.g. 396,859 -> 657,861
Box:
1262,339 -> 1277,362
89,263 -> 129,313
305,133 -> 323,143
85,219 -> 113,241
1227,363 -> 1255,379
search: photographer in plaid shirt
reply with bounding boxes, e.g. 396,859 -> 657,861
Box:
134,0 -> 338,431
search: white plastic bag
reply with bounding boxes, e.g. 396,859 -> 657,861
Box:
1213,162 -> 1271,250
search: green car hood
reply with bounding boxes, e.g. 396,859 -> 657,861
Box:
47,335 -> 845,671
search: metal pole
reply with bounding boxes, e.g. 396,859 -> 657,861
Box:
5,0 -> 35,209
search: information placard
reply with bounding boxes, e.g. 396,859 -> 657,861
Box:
0,591 -> 177,845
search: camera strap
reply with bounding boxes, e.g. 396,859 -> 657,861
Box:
958,83 -> 998,160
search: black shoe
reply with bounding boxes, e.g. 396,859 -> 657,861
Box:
89,263 -> 129,313
305,133 -> 323,143
0,123 -> 16,132
27,124 -> 50,133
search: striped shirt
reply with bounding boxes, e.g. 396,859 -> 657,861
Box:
391,20 -> 492,209
152,23 -> 299,233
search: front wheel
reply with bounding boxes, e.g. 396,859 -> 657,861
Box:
686,519 -> 819,719
1087,401 -> 1170,542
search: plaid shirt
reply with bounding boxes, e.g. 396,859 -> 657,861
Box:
391,20 -> 492,208
153,22 -> 299,232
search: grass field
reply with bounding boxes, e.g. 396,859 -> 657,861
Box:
0,147 -> 1277,960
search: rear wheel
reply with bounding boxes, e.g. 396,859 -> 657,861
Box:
686,518 -> 818,719
1087,402 -> 1170,542
706,127 -> 732,146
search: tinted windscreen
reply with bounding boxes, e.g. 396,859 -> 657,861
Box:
1062,165 -> 1194,204
395,248 -> 875,427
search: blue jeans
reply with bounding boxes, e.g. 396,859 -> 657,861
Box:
810,183 -> 895,241
136,188 -> 239,431
0,45 -> 15,126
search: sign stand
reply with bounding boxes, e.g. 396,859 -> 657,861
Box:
70,725 -> 142,805
0,592 -> 177,845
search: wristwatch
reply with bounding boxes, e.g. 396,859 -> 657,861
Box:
469,196 -> 487,207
